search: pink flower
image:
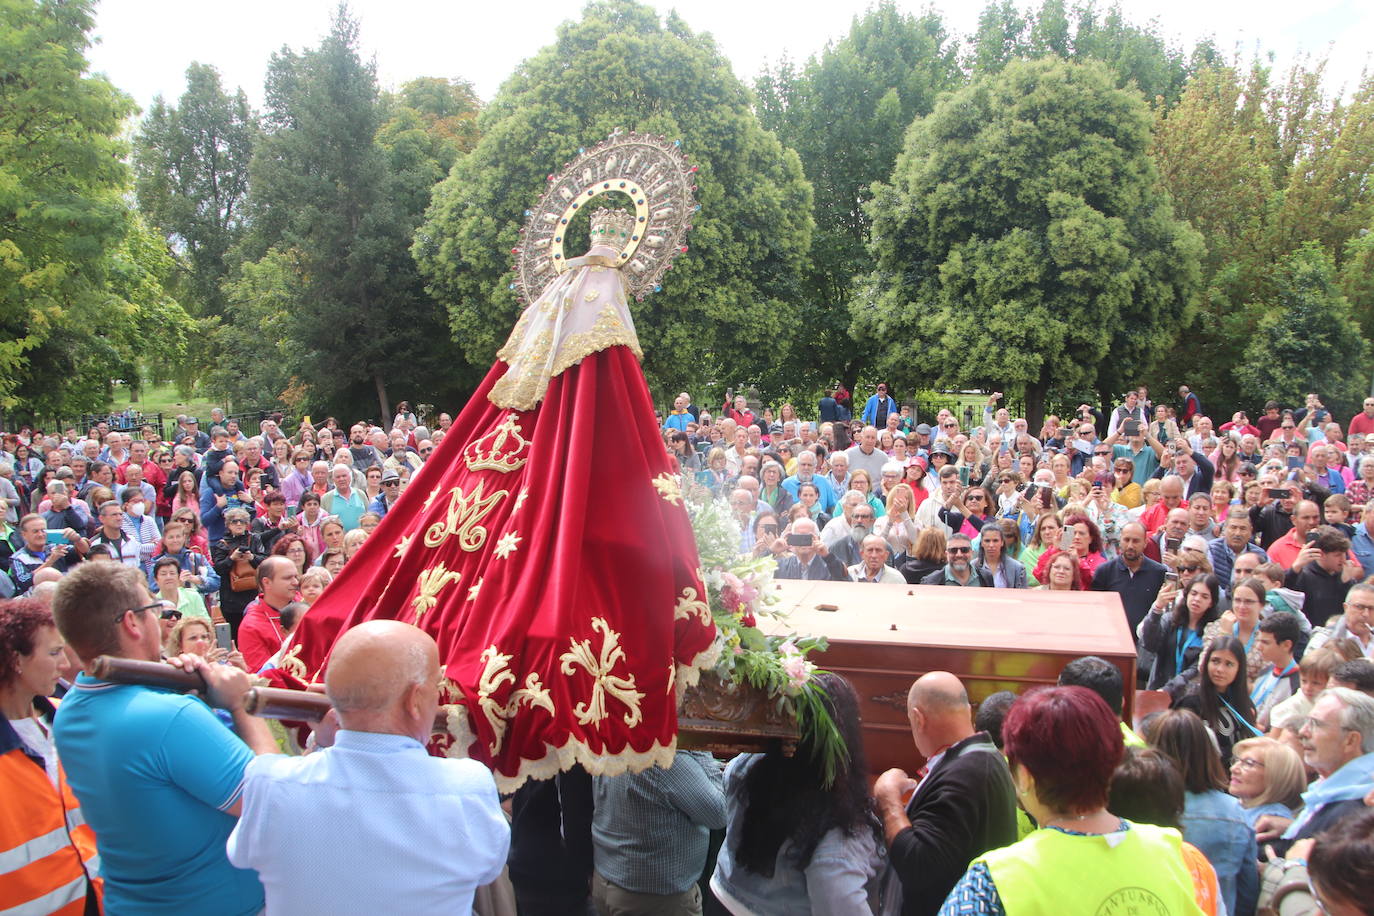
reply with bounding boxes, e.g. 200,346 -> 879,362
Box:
782,655 -> 813,689
779,639 -> 800,658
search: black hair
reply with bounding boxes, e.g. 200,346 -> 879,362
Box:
1197,635 -> 1256,731
1332,658 -> 1374,693
280,602 -> 308,631
1171,574 -> 1221,634
1309,808 -> 1374,908
734,673 -> 882,876
1107,747 -> 1185,829
1257,612 -> 1302,651
1058,656 -> 1124,715
974,691 -> 1018,749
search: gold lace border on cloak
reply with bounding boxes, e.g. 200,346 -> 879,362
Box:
441,637 -> 722,794
489,297 -> 642,412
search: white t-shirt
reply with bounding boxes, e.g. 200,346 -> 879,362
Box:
11,715 -> 60,787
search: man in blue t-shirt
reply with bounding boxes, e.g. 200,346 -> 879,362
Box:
50,562 -> 278,916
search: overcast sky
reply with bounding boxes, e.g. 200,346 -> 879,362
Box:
86,0 -> 1369,116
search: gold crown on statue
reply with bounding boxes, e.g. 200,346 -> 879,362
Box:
588,207 -> 636,246
463,413 -> 531,474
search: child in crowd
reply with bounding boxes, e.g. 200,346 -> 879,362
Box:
1256,561 -> 1308,627
1322,493 -> 1356,538
1267,645 -> 1347,746
1250,613 -> 1302,730
199,426 -> 234,497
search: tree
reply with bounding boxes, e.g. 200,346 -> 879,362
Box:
858,57 -> 1203,431
414,0 -> 813,402
133,63 -> 257,317
1235,244 -> 1369,417
0,0 -> 135,414
752,2 -> 961,400
229,6 -> 464,419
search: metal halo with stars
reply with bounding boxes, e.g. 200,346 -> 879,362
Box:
513,130 -> 699,303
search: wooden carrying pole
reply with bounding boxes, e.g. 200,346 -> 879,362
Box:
88,656 -> 449,732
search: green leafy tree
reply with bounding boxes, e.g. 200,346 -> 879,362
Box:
133,63 -> 257,318
858,57 -> 1203,430
414,0 -> 813,401
0,0 -> 135,414
1235,244 -> 1370,417
752,2 -> 961,400
230,6 -> 464,419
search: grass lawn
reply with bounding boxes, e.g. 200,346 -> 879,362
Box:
108,382 -> 224,427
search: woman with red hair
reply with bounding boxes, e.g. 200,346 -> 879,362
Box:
0,598 -> 102,913
1031,513 -> 1105,586
937,687 -> 1205,915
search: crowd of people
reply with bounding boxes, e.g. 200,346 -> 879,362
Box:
3,384 -> 1374,915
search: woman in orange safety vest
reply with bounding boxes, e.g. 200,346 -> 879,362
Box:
0,597 -> 102,915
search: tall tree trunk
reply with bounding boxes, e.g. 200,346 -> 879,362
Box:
1024,374 -> 1048,437
374,373 -> 391,426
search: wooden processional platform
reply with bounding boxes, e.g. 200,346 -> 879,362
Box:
694,580 -> 1137,776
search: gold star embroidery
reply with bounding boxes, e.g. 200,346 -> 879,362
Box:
424,484 -> 443,510
494,531 -> 521,559
513,488 -> 529,512
468,577 -> 483,601
393,534 -> 411,558
652,473 -> 682,506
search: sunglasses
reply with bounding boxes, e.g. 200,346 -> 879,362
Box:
160,609 -> 183,621
947,546 -> 971,554
420,448 -> 433,454
1179,565 -> 1200,573
383,480 -> 399,487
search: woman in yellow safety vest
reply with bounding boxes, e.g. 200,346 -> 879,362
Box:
0,598 -> 102,915
937,686 -> 1205,915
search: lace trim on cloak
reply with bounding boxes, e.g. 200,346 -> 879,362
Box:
439,638 -> 721,794
489,256 -> 643,412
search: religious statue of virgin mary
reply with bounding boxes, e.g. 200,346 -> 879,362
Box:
285,131 -> 718,792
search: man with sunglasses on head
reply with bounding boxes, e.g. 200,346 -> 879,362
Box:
50,561 -> 278,916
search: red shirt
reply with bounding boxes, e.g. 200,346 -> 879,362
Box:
1349,412 -> 1374,438
238,596 -> 287,672
116,458 -> 166,491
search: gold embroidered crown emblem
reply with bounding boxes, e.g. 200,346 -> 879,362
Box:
589,207 -> 636,245
464,413 -> 531,474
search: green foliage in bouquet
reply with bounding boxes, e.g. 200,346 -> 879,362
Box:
685,493 -> 847,785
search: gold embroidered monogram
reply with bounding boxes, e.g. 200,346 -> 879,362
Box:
412,563 -> 463,622
423,481 -> 509,550
464,413 -> 531,474
477,646 -> 555,754
559,617 -> 644,728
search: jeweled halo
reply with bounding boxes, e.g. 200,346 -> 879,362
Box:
513,129 -> 698,303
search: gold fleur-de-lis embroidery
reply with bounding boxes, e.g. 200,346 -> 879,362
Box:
424,481 -> 508,550
477,646 -> 554,754
277,642 -> 308,681
559,617 -> 644,728
673,587 -> 711,626
651,473 -> 682,506
411,563 -> 462,622
494,531 -> 521,559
